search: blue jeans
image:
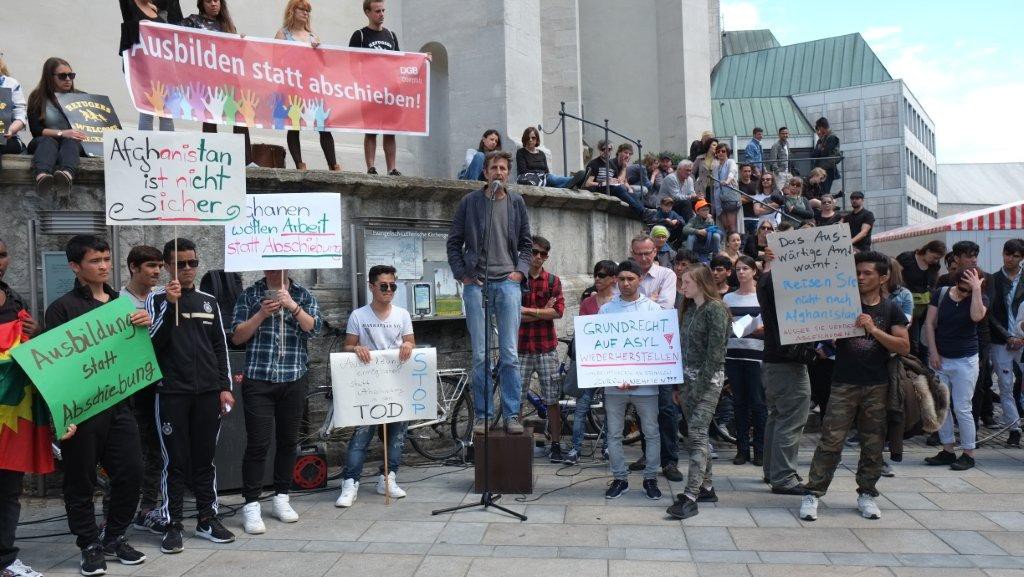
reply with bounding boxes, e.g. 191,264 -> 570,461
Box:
593,184 -> 647,219
638,385 -> 680,465
606,393 -> 660,480
726,359 -> 766,455
459,151 -> 485,181
686,232 -> 721,259
571,386 -> 608,453
464,279 -> 523,420
937,354 -> 980,450
545,174 -> 572,188
342,421 -> 408,481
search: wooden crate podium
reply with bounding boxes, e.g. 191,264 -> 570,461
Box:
473,427 -> 534,494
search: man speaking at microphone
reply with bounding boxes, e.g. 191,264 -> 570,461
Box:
447,150 -> 533,435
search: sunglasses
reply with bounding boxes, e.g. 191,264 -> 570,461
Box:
594,272 -> 611,279
175,259 -> 199,270
375,282 -> 398,292
54,72 -> 77,81
532,249 -> 549,257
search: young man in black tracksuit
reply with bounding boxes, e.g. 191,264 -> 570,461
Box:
44,235 -> 150,576
146,238 -> 235,554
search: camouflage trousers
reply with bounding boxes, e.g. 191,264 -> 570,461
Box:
681,367 -> 725,497
805,382 -> 888,498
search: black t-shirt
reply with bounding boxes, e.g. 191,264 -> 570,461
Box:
844,208 -> 875,250
931,287 -> 987,358
896,251 -> 939,294
348,27 -> 399,50
832,299 -> 907,385
814,211 -> 842,227
739,181 -> 758,217
586,157 -> 617,188
516,148 -> 549,176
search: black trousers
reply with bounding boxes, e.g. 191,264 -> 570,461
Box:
28,136 -> 82,177
0,469 -> 23,569
241,377 -> 307,503
156,391 -> 222,524
60,401 -> 142,549
972,349 -> 994,421
202,123 -> 252,165
286,130 -> 337,168
133,387 -> 163,510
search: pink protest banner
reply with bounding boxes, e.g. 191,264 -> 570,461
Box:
124,21 -> 429,135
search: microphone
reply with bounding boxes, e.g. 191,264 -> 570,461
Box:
487,179 -> 503,197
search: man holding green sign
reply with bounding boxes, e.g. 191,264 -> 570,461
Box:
17,235 -> 156,576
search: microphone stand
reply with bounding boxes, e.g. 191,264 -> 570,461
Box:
433,179 -> 527,522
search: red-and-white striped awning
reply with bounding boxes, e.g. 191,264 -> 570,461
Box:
875,200 -> 1024,243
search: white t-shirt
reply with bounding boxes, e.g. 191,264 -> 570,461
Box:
345,304 -> 414,351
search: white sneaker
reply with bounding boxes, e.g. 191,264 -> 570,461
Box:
375,471 -> 406,498
335,478 -> 359,507
241,501 -> 266,534
7,559 -> 43,577
800,494 -> 819,521
857,494 -> 881,520
272,494 -> 299,523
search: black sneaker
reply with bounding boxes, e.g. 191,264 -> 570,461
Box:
160,524 -> 184,554
732,452 -> 749,465
102,535 -> 146,565
666,495 -> 699,520
1008,430 -> 1021,447
950,453 -> 975,471
925,450 -> 956,466
80,543 -> 107,576
132,509 -> 168,534
367,167 -> 378,175
751,453 -> 763,466
628,456 -> 646,471
697,486 -> 718,503
662,463 -> 683,482
643,479 -> 662,500
195,516 -> 235,543
549,444 -> 564,463
605,479 -> 629,499
388,169 -> 402,176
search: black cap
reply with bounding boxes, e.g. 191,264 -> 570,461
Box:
850,191 -> 865,199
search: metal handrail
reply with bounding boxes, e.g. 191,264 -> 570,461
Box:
557,102 -> 643,196
709,175 -> 803,225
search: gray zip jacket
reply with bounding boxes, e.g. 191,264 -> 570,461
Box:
446,186 -> 533,282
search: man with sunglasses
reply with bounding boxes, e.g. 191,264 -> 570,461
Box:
518,236 -> 565,461
583,140 -> 648,220
231,269 -> 322,533
147,238 -> 235,554
337,264 -> 415,507
447,150 -> 533,435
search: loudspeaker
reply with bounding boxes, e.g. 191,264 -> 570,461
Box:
214,351 -> 275,493
292,444 -> 328,490
473,428 -> 534,494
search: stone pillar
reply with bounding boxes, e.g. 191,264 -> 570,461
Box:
540,0 -> 584,174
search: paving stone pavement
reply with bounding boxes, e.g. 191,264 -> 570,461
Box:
13,436 -> 1024,577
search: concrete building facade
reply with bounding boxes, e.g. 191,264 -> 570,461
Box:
6,0 -> 718,179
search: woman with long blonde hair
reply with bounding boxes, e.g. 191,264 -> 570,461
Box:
275,0 -> 341,171
667,264 -> 730,520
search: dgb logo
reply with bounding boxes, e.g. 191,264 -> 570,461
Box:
399,66 -> 419,76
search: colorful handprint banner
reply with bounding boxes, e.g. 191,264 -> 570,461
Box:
123,22 -> 429,135
103,130 -> 247,225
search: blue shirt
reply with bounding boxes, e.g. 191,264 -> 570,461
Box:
231,278 -> 322,382
745,138 -> 764,170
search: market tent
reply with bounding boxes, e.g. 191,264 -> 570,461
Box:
875,200 -> 1024,243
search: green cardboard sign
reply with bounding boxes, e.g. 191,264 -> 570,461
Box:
12,298 -> 161,435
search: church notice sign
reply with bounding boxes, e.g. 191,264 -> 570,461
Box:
103,130 -> 246,225
573,309 -> 683,389
11,298 -> 162,436
767,223 -> 861,345
224,193 -> 343,272
330,348 -> 437,427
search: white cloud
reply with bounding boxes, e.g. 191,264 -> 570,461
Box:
862,26 -> 902,42
721,1 -> 761,31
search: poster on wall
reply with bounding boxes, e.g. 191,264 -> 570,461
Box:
225,193 -> 343,272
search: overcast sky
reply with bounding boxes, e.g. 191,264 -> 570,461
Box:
721,0 -> 1022,164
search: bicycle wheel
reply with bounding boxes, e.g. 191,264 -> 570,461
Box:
408,375 -> 470,461
622,403 -> 642,445
449,389 -> 474,446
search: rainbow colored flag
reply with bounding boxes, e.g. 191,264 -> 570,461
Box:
0,311 -> 55,474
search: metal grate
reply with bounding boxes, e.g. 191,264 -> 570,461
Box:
37,210 -> 106,235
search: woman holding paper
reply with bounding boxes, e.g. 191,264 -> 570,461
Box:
276,0 -> 341,172
666,264 -> 730,520
26,57 -> 86,201
723,256 -> 766,466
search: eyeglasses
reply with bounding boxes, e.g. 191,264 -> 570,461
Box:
175,259 -> 199,270
374,282 -> 398,292
631,250 -> 654,257
594,272 -> 611,279
528,136 -> 539,141
54,72 -> 77,81
532,249 -> 548,257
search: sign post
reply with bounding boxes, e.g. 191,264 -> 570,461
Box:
573,309 -> 683,389
767,223 -> 861,345
11,298 -> 162,436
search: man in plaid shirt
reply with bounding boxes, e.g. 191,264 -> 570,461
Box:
519,235 -> 566,460
230,270 -> 322,535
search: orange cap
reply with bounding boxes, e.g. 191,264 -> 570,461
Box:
694,199 -> 709,211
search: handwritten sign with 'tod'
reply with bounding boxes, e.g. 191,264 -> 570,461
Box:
330,348 -> 437,427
